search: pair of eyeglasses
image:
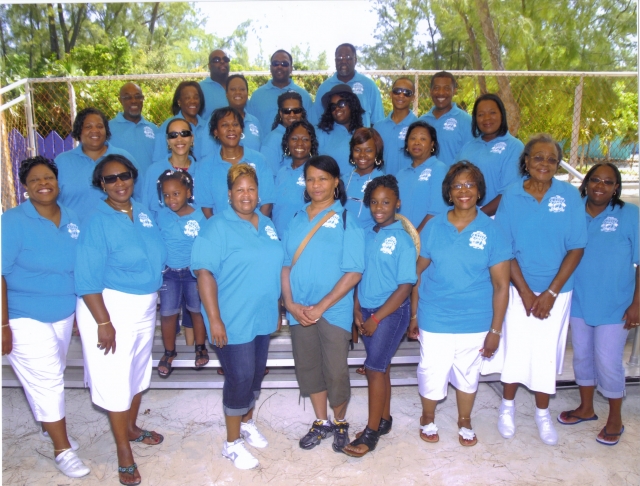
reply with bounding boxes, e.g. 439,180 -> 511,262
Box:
329,99 -> 348,112
335,56 -> 354,62
271,60 -> 290,68
102,171 -> 133,184
167,130 -> 193,139
209,56 -> 231,64
119,94 -> 145,102
451,182 -> 477,190
281,107 -> 303,115
589,177 -> 616,186
392,88 -> 414,97
529,155 -> 559,164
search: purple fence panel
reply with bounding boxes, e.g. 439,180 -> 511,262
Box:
63,134 -> 74,152
42,131 -> 65,160
36,132 -> 45,158
8,129 -> 27,204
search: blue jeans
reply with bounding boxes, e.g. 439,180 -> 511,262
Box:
361,298 -> 410,372
159,267 -> 201,323
215,334 -> 270,416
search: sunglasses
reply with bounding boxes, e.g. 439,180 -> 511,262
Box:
209,56 -> 231,64
167,130 -> 193,139
329,99 -> 348,112
271,60 -> 291,68
392,88 -> 414,97
281,107 -> 303,115
335,55 -> 354,62
119,94 -> 145,102
102,171 -> 133,184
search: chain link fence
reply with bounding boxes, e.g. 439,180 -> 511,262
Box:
2,70 -> 637,210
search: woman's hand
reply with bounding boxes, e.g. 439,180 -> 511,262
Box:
622,300 -> 640,330
97,322 -> 116,355
209,317 -> 228,348
361,317 -> 378,337
480,332 -> 500,358
517,288 -> 537,317
2,326 -> 12,356
407,319 -> 419,340
353,306 -> 364,334
530,291 -> 556,320
302,304 -> 325,325
287,302 -> 316,326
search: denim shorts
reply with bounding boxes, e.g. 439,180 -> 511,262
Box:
215,334 -> 270,416
158,267 -> 201,318
361,298 -> 410,372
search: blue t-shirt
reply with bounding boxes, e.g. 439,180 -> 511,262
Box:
260,124 -> 287,176
2,200 -> 80,322
273,160 -> 307,235
396,156 -> 448,228
317,124 -> 353,176
419,210 -> 512,333
309,72 -> 384,127
359,221 -> 417,309
495,178 -> 588,293
241,112 -> 262,152
197,148 -> 275,214
282,201 -> 365,332
373,111 -> 417,176
55,143 -> 141,224
75,200 -> 167,296
156,205 -> 207,269
455,133 -> 524,205
572,202 -> 639,326
199,78 -> 228,122
108,113 -> 159,176
342,168 -> 384,230
191,209 -> 284,345
420,103 -> 473,167
246,80 -> 313,136
153,112 -> 215,164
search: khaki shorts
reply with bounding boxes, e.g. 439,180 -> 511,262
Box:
290,317 -> 351,408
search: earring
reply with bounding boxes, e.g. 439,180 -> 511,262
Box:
303,189 -> 310,200
374,158 -> 381,167
228,198 -> 231,204
349,158 -> 355,166
334,187 -> 339,199
167,144 -> 171,152
241,133 -> 245,139
284,147 -> 291,157
258,197 -> 262,204
431,147 -> 435,154
613,190 -> 617,196
103,187 -> 107,193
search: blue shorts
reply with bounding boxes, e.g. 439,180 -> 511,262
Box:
159,267 -> 201,320
360,298 -> 410,372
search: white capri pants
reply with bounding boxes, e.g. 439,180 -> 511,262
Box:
6,314 -> 74,422
500,286 -> 571,395
76,289 -> 157,412
417,329 -> 487,400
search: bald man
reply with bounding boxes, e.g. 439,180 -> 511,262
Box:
200,49 -> 231,121
108,82 -> 159,174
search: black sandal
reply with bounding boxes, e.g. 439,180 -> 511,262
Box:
379,416 -> 392,435
158,349 -> 177,378
342,426 -> 380,458
194,344 -> 209,369
118,463 -> 141,486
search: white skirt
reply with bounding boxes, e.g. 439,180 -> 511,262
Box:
499,286 -> 571,394
76,289 -> 157,412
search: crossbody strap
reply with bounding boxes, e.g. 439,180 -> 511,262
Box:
291,210 -> 337,267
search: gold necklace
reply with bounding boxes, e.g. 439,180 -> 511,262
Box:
221,149 -> 241,160
106,199 -> 132,213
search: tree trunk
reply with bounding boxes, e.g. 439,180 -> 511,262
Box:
148,2 -> 160,48
425,14 -> 440,69
69,5 -> 86,52
455,5 -> 487,95
57,4 -> 70,53
47,4 -> 60,59
475,0 -> 521,135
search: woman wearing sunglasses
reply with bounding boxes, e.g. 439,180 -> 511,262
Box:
226,74 -> 262,152
260,91 -> 308,176
316,84 -> 365,176
75,154 -> 167,486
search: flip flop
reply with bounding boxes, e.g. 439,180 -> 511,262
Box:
557,411 -> 599,425
419,422 -> 439,443
130,430 -> 164,445
458,427 -> 477,447
596,425 -> 624,446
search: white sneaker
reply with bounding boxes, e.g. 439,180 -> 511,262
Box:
498,404 -> 516,439
222,438 -> 259,470
240,419 -> 268,448
40,430 -> 80,451
54,449 -> 90,478
535,412 -> 558,445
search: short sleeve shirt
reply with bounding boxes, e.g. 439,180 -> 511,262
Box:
260,124 -> 287,176
156,205 -> 207,269
246,80 -> 313,136
109,113 -> 159,175
153,113 -> 216,164
199,78 -> 228,122
241,112 -> 262,152
272,160 -> 306,235
317,124 -> 353,176
420,103 -> 473,167
373,111 -> 417,176
342,168 -> 384,230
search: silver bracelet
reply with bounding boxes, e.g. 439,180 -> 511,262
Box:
546,288 -> 558,298
489,328 -> 502,336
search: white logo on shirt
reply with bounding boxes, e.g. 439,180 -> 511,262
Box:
469,231 -> 487,250
380,236 -> 397,255
67,223 -> 80,239
265,225 -> 279,240
361,179 -> 372,193
323,214 -> 340,228
443,118 -> 457,131
296,174 -> 306,186
138,212 -> 153,228
418,168 -> 432,181
247,162 -> 256,169
352,82 -> 364,95
601,216 -> 618,232
184,220 -> 200,237
548,195 -> 566,213
249,124 -> 259,136
143,126 -> 155,139
491,142 -> 507,154
399,127 -> 409,140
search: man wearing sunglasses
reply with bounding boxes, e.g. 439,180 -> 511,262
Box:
419,71 -> 473,167
309,43 -> 383,128
109,82 -> 159,175
246,49 -> 312,136
200,49 -> 231,121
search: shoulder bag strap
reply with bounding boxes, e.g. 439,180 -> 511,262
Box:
291,210 -> 336,267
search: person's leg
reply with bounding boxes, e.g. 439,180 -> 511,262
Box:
382,366 -> 392,420
159,315 -> 178,375
502,382 -> 518,400
126,392 -> 162,444
365,369 -> 387,430
455,389 -> 477,445
309,391 -> 329,420
419,396 -> 439,440
158,271 -> 180,375
109,410 -> 140,485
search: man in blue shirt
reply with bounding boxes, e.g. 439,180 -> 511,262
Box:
420,72 -> 473,167
309,43 -> 384,127
200,49 -> 230,121
247,49 -> 312,136
109,82 -> 158,175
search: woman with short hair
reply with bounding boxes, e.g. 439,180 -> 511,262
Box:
226,74 -> 262,152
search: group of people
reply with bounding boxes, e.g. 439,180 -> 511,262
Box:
2,43 -> 638,484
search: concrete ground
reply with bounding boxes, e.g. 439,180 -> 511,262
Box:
2,382 -> 639,485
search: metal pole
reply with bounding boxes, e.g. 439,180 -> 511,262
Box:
68,81 -> 78,148
568,76 -> 584,182
24,81 -> 37,157
413,73 -> 420,115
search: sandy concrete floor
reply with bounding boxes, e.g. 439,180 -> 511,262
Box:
2,382 -> 639,485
